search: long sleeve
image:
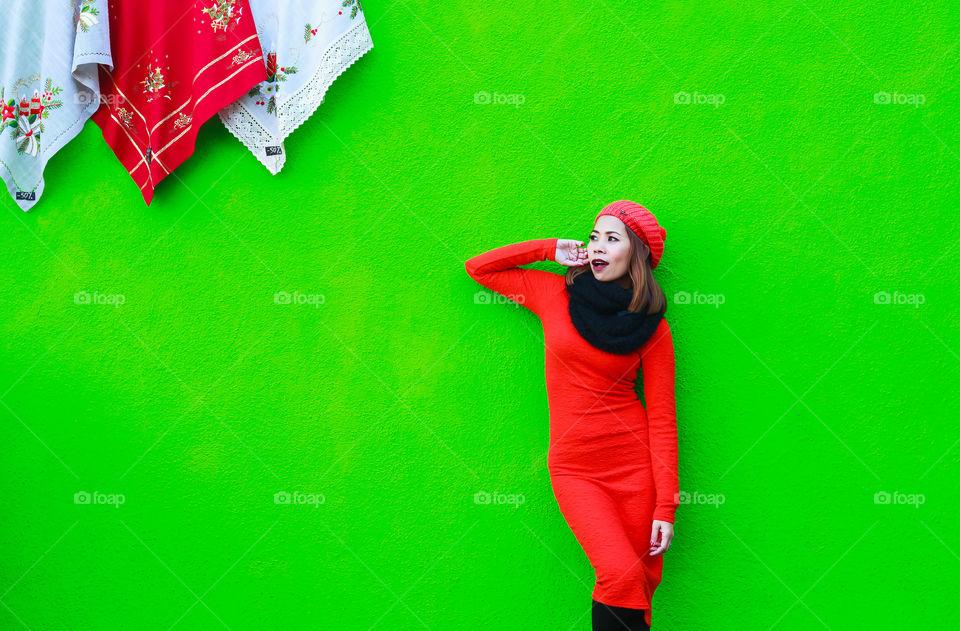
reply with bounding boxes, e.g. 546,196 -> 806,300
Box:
464,238 -> 560,316
641,318 -> 679,523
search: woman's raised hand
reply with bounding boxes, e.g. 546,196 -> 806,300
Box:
555,239 -> 588,267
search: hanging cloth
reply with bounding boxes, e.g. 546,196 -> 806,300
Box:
217,0 -> 373,174
91,0 -> 266,205
1,0 -> 113,212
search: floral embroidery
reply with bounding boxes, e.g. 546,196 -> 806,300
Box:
174,113 -> 192,129
0,103 -> 13,127
303,23 -> 319,43
116,107 -> 133,128
1,79 -> 64,158
232,50 -> 253,65
141,63 -> 171,101
246,52 -> 297,115
340,0 -> 363,19
202,0 -> 242,33
76,0 -> 100,33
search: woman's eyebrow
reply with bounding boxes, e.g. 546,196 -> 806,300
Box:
590,230 -> 621,235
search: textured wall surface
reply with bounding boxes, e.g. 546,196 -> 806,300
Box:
2,1 -> 958,629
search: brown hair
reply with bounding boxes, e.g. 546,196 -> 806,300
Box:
564,229 -> 667,315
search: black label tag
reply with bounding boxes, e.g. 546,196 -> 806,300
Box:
16,191 -> 36,201
145,146 -> 153,164
265,145 -> 283,156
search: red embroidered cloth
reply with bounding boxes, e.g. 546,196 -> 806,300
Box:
92,0 -> 266,204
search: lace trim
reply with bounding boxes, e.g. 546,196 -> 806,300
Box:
218,17 -> 374,174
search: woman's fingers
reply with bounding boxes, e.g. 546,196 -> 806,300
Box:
573,241 -> 587,265
649,522 -> 673,555
557,239 -> 587,266
658,530 -> 671,554
651,537 -> 668,555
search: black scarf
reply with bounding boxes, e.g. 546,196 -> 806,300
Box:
566,271 -> 665,355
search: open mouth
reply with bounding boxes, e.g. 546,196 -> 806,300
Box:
592,259 -> 609,271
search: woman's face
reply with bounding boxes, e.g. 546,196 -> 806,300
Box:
588,215 -> 632,283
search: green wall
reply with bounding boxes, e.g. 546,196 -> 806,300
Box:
2,1 -> 958,629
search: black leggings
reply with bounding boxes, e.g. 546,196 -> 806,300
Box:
591,599 -> 650,631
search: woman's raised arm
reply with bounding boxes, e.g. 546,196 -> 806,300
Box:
465,238 -> 569,316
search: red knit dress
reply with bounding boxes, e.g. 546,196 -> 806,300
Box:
465,238 -> 679,629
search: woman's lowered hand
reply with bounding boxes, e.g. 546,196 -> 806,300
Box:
650,520 -> 674,556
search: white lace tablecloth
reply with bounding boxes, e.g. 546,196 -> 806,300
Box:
217,0 -> 373,174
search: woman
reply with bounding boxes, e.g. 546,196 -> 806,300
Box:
465,200 -> 678,630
